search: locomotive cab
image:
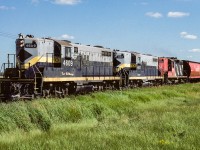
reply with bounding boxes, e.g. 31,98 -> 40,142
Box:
113,51 -> 136,74
53,40 -> 73,68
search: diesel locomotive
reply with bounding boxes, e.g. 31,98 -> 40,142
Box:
0,34 -> 200,100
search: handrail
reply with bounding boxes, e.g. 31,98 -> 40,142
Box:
30,63 -> 43,94
31,65 -> 37,91
34,64 -> 43,77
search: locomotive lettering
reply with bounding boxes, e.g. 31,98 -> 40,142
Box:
62,72 -> 74,76
63,60 -> 73,66
25,43 -> 37,48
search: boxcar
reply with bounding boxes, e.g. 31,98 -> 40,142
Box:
183,60 -> 200,82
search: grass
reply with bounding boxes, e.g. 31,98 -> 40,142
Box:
0,83 -> 200,149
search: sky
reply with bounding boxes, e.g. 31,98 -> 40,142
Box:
0,0 -> 200,66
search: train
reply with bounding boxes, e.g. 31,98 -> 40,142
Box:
0,33 -> 200,100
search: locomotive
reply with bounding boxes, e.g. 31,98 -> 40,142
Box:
0,34 -> 200,100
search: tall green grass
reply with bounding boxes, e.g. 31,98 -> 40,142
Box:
0,83 -> 200,149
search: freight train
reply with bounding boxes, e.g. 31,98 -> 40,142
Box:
0,34 -> 200,100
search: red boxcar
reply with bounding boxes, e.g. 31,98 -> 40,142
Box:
183,61 -> 200,80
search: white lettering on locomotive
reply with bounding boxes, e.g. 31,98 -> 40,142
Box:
25,43 -> 37,48
61,72 -> 74,76
63,60 -> 73,66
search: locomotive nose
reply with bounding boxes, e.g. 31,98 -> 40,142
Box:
17,48 -> 32,63
16,39 -> 33,68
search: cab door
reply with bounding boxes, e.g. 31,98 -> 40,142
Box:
54,43 -> 61,68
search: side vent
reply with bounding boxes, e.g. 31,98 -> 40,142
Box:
94,45 -> 104,48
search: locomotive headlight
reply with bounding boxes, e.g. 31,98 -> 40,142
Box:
16,40 -> 24,47
20,40 -> 24,47
19,44 -> 22,47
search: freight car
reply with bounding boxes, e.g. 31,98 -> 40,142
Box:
183,60 -> 200,82
0,34 -> 196,100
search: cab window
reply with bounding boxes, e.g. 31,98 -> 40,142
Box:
131,54 -> 136,63
65,47 -> 71,58
74,47 -> 78,54
138,57 -> 141,63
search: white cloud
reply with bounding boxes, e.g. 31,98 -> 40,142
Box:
51,0 -> 81,5
30,0 -> 81,5
168,12 -> 190,18
180,32 -> 198,40
189,49 -> 200,52
0,5 -> 16,10
60,34 -> 75,40
146,12 -> 163,18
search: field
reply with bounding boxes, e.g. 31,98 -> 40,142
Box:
0,83 -> 200,150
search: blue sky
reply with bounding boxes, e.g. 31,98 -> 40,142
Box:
0,0 -> 200,65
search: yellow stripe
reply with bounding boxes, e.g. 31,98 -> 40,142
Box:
43,76 -> 121,82
129,76 -> 163,80
20,56 -> 61,69
116,63 -> 137,72
43,76 -> 164,82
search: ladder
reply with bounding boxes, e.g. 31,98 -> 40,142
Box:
119,69 -> 129,87
32,65 -> 43,94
